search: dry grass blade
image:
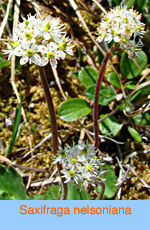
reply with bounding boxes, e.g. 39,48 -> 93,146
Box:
124,165 -> 150,189
22,133 -> 52,159
91,0 -> 107,14
0,155 -> 47,172
68,0 -> 106,56
10,0 -> 33,152
0,0 -> 13,38
51,66 -> 67,100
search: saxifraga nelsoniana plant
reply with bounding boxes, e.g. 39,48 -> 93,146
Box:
94,5 -> 145,149
3,14 -> 74,200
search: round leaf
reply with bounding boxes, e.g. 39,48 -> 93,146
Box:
58,98 -> 92,122
99,114 -> 123,137
120,51 -> 147,79
103,164 -> 118,199
107,72 -> 121,88
78,67 -> 98,88
128,126 -> 142,143
136,0 -> 147,11
132,113 -> 150,125
85,85 -> 116,106
0,166 -> 27,200
125,0 -> 135,8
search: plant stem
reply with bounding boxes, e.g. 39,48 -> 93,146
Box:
94,46 -> 114,149
39,67 -> 67,200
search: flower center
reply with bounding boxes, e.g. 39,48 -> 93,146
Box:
69,170 -> 75,177
10,41 -> 19,49
47,51 -> 54,59
26,48 -> 34,56
43,23 -> 51,32
125,27 -> 131,34
136,26 -> 142,31
25,32 -> 33,40
122,17 -> 128,23
104,17 -> 109,22
59,42 -> 67,50
86,164 -> 93,171
111,30 -> 117,36
71,158 -> 77,164
35,36 -> 44,45
25,20 -> 30,27
122,38 -> 127,43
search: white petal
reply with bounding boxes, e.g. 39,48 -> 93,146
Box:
43,32 -> 50,40
14,46 -> 23,56
105,34 -> 112,43
59,50 -> 66,60
31,44 -> 39,52
38,45 -> 47,53
48,42 -> 58,50
22,42 -> 30,49
3,49 -> 11,54
53,35 -> 62,43
114,36 -> 120,43
66,47 -> 74,55
31,54 -> 41,65
20,56 -> 28,65
40,57 -> 49,66
7,44 -> 12,49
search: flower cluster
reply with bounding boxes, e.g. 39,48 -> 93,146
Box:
53,143 -> 106,189
3,14 -> 74,67
97,6 -> 145,58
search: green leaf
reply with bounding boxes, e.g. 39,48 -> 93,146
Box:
103,164 -> 117,199
97,48 -> 104,66
0,61 -> 10,68
119,101 -> 134,113
0,166 -> 27,200
77,46 -> 83,64
135,0 -> 147,11
29,185 -> 60,200
58,98 -> 92,122
125,0 -> 135,8
1,3 -> 13,21
0,54 -> 10,68
124,81 -> 136,89
132,113 -> 150,125
120,51 -> 147,79
112,0 -> 121,6
85,85 -> 116,106
128,126 -> 142,143
99,114 -> 123,137
130,85 -> 150,102
5,102 -> 22,157
72,72 -> 79,78
78,67 -> 98,88
112,0 -> 135,7
107,72 -> 121,88
67,183 -> 90,200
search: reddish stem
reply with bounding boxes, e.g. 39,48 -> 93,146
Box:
39,67 -> 67,200
94,46 -> 114,149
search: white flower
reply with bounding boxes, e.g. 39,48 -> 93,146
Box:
53,143 -> 105,189
97,6 -> 145,58
3,14 -> 74,68
19,44 -> 41,65
54,35 -> 74,59
3,41 -> 22,60
39,42 -> 60,67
